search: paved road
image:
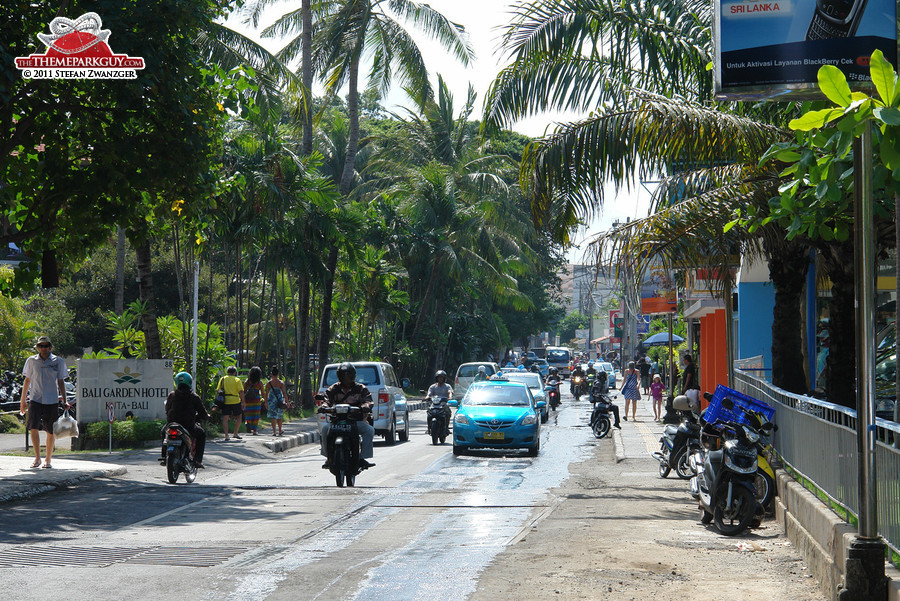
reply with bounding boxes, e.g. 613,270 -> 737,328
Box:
0,388 -> 823,601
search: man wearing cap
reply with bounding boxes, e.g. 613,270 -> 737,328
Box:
19,336 -> 68,469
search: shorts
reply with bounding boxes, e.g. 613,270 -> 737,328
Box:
27,402 -> 58,433
221,403 -> 243,416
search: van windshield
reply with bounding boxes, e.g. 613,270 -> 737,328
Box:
546,349 -> 569,362
322,366 -> 381,387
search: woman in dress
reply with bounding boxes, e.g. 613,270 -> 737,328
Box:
620,361 -> 641,421
243,366 -> 264,435
265,366 -> 288,436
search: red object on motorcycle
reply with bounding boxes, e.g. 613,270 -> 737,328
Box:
168,428 -> 180,437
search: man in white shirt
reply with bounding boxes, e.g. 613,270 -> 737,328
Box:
19,336 -> 67,469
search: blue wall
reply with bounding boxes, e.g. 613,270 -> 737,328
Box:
737,280 -> 775,371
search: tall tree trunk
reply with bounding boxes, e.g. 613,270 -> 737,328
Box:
115,226 -> 126,315
298,271 -> 313,409
134,240 -> 162,359
410,259 -> 440,344
821,240 -> 856,408
895,194 -> 900,430
301,0 -> 313,156
317,246 -> 339,368
339,52 -> 360,197
767,238 -> 810,393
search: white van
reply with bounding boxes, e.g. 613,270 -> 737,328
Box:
453,362 -> 501,399
317,362 -> 410,443
545,346 -> 572,377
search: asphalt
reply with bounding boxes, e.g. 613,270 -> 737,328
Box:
0,400 -> 428,502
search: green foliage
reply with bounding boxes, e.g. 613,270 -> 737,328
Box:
83,419 -> 166,443
752,50 -> 900,243
0,284 -> 37,367
0,414 -> 25,434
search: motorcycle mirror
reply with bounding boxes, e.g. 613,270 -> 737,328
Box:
721,397 -> 734,410
703,392 -> 713,401
401,378 -> 411,389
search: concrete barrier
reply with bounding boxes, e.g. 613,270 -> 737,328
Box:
775,469 -> 900,600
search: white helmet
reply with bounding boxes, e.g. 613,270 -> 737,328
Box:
478,365 -> 486,373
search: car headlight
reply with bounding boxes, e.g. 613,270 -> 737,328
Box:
454,413 -> 470,425
521,415 -> 537,426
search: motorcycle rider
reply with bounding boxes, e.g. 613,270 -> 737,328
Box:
590,371 -> 621,429
546,366 -> 562,404
473,365 -> 489,383
425,370 -> 453,435
319,362 -> 375,470
570,362 -> 585,395
161,371 -> 209,468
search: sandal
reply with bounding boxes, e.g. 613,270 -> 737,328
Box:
30,459 -> 41,468
233,434 -> 242,440
42,463 -> 52,469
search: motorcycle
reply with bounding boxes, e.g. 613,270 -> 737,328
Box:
426,396 -> 450,445
163,423 -> 200,484
319,404 -> 373,487
689,409 -> 772,535
545,381 -> 561,411
571,374 -> 585,400
589,392 -> 613,439
653,394 -> 702,479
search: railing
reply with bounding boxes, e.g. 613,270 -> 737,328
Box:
733,369 -> 900,560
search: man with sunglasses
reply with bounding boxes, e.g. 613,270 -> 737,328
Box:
19,336 -> 68,469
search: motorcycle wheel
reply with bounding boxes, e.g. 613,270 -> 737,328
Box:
755,471 -> 776,512
184,460 -> 197,484
335,445 -> 350,488
592,417 -> 610,439
432,428 -> 440,446
166,454 -> 179,484
658,460 -> 671,478
713,484 -> 757,536
674,450 -> 693,480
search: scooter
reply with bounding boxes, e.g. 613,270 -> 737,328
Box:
426,396 -> 450,445
319,404 -> 374,487
163,423 -> 200,484
689,406 -> 772,535
653,394 -> 702,479
571,374 -> 585,400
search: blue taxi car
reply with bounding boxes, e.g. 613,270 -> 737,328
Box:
449,378 -> 545,456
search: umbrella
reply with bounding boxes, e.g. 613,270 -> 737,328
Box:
642,332 -> 685,346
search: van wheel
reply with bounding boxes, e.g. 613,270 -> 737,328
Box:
385,416 -> 396,445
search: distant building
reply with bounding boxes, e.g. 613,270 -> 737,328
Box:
559,264 -> 618,315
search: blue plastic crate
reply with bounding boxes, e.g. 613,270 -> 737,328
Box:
704,384 -> 775,426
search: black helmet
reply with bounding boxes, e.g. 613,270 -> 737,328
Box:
337,362 -> 356,384
549,367 -> 558,375
435,370 -> 447,381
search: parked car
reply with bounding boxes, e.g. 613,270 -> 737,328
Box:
454,362 -> 500,399
317,362 -> 410,443
449,378 -> 544,456
504,371 -> 549,423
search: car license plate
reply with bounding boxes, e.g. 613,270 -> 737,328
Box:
483,431 -> 505,440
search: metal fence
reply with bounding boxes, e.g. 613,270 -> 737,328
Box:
733,370 -> 900,558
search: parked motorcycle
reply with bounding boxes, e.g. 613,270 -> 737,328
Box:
653,394 -> 702,479
426,396 -> 450,445
319,404 -> 374,487
689,404 -> 772,535
163,423 -> 200,484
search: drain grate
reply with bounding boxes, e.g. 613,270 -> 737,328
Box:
0,545 -> 249,568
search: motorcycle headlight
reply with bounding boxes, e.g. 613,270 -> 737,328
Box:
454,413 -> 470,425
521,415 -> 537,426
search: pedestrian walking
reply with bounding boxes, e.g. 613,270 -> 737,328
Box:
243,366 -> 264,435
266,367 -> 288,436
620,361 -> 641,421
650,357 -> 659,377
681,354 -> 700,407
18,336 -> 67,469
216,366 -> 245,441
638,356 -> 651,395
650,374 -> 665,421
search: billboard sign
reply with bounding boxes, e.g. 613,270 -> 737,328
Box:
76,359 -> 172,423
640,260 -> 677,315
715,0 -> 898,100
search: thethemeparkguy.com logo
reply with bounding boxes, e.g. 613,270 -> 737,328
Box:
15,12 -> 145,80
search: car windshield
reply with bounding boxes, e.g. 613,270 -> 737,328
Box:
598,363 -> 614,372
505,373 -> 542,390
458,364 -> 496,378
463,384 -> 532,407
547,349 -> 569,361
322,365 -> 381,387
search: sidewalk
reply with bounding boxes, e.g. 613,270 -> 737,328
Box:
0,401 -> 427,503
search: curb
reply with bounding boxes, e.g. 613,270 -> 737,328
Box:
613,428 -> 626,463
0,465 -> 127,504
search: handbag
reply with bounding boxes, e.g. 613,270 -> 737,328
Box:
53,409 -> 79,439
214,390 -> 226,410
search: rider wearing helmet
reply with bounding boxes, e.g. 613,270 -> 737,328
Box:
161,372 -> 209,468
426,370 -> 454,433
473,365 -> 489,383
319,362 -> 375,469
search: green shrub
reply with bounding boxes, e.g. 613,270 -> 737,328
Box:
0,414 -> 25,434
83,419 -> 166,442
